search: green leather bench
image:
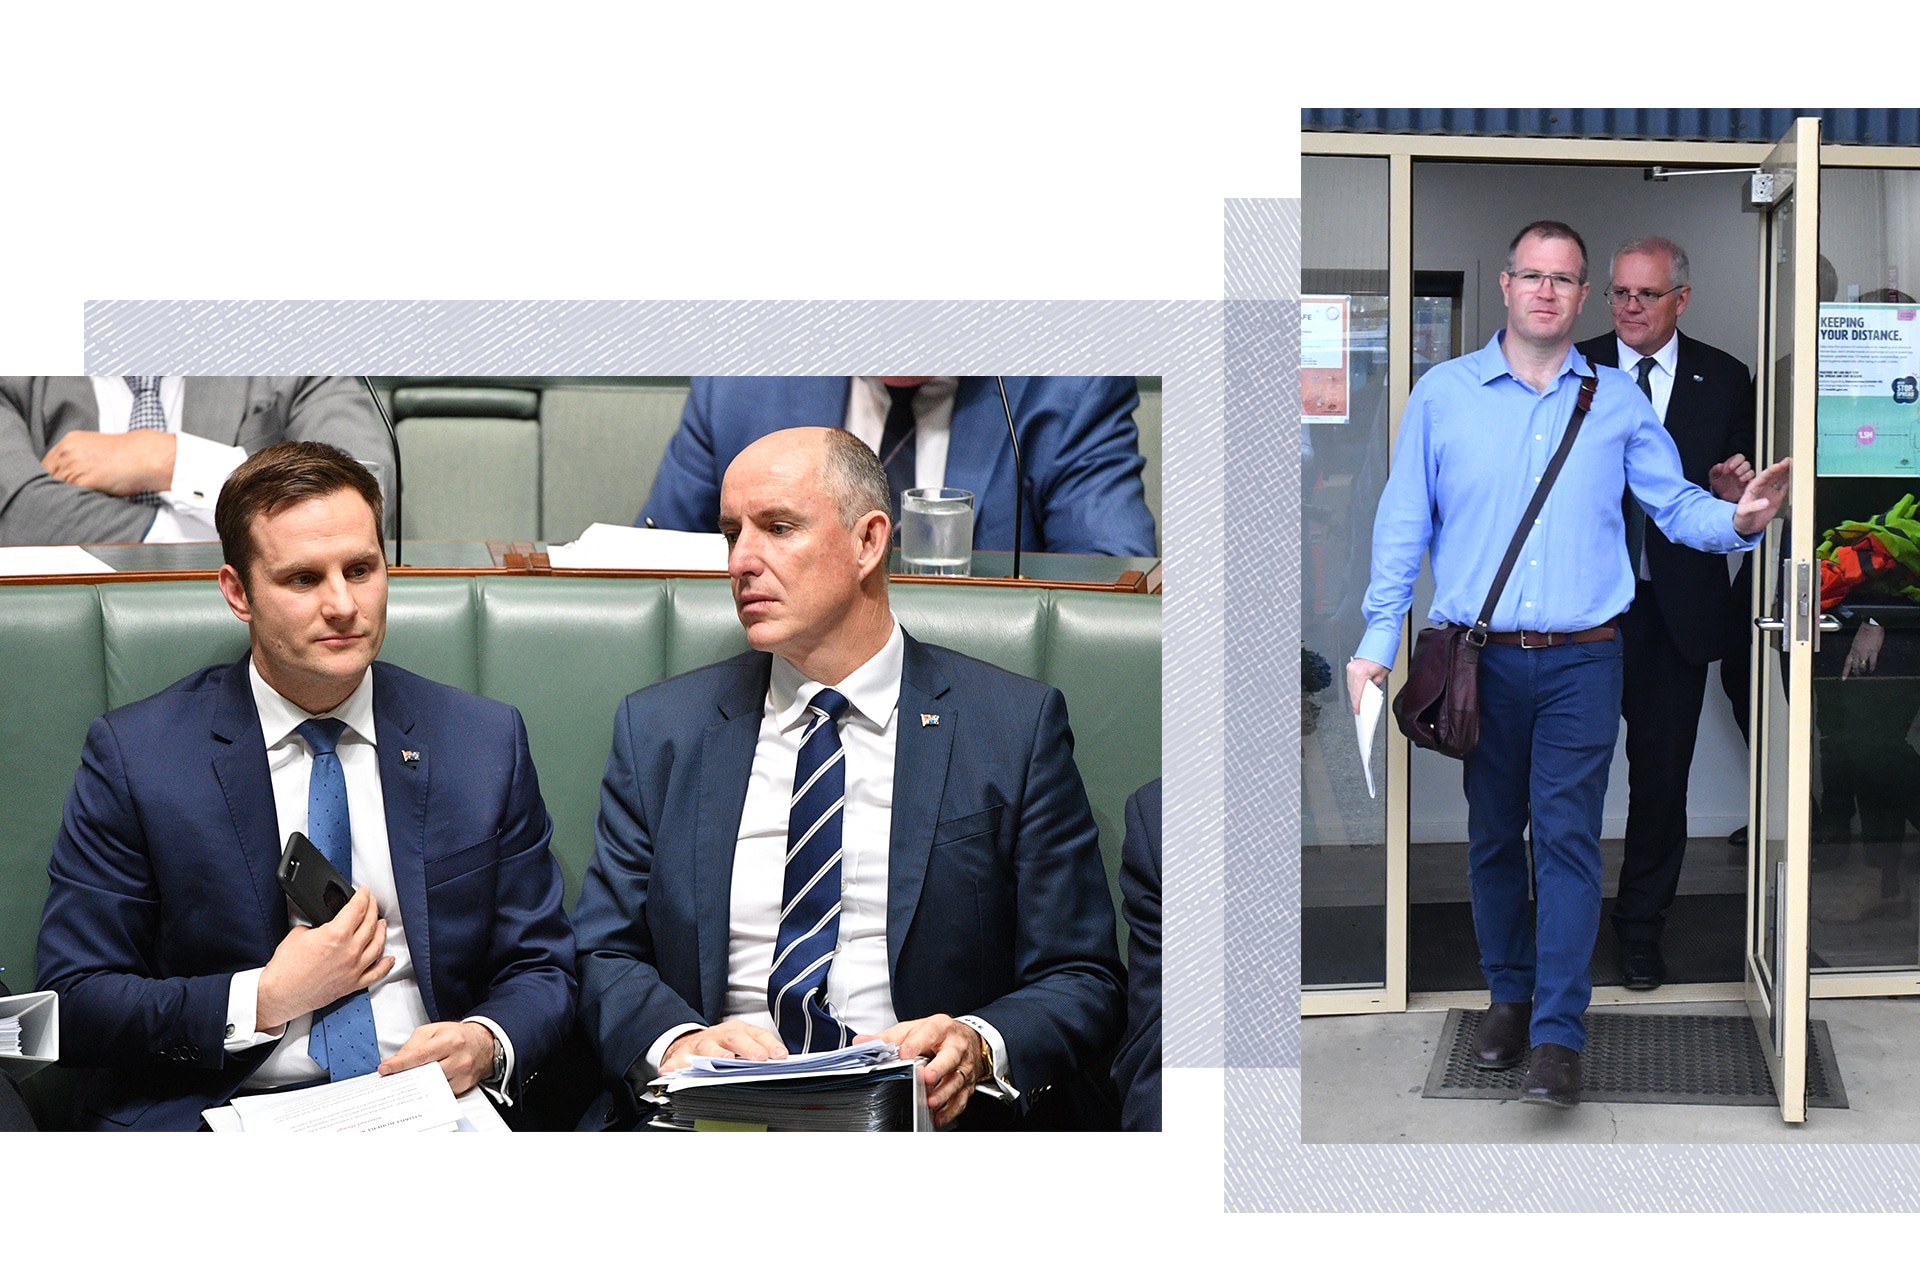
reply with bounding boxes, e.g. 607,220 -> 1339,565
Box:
0,575 -> 1160,1126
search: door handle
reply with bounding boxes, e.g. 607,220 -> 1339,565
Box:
1818,613 -> 1843,632
1754,616 -> 1787,632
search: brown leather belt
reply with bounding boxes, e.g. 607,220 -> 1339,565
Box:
1481,620 -> 1619,648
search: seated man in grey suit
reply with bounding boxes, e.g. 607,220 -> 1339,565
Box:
575,427 -> 1125,1129
0,377 -> 390,545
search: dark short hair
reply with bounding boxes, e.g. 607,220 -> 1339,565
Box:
216,441 -> 385,591
1507,220 -> 1589,282
821,428 -> 892,529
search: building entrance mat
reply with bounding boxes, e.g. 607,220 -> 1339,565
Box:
1422,1008 -> 1848,1108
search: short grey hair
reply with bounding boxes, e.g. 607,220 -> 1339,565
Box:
1611,236 -> 1690,290
821,429 -> 892,529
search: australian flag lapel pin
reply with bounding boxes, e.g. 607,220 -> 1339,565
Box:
920,713 -> 940,727
400,748 -> 421,767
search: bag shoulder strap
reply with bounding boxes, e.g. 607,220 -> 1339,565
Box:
1470,371 -> 1598,639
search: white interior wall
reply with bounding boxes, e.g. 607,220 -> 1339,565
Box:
1405,161 -> 1764,841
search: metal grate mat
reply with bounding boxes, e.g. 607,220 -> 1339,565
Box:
1423,1008 -> 1848,1108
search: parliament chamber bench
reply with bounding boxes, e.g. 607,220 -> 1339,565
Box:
0,571 -> 1161,1127
376,377 -> 1163,546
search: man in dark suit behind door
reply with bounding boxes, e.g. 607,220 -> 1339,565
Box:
1576,235 -> 1756,991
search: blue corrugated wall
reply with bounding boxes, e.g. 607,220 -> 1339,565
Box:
1302,109 -> 1920,146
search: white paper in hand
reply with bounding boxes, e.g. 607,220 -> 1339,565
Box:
1355,675 -> 1385,799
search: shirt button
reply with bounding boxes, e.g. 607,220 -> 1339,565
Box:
1535,434 -> 1542,440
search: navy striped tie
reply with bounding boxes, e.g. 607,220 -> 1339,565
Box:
769,688 -> 854,1053
297,717 -> 380,1080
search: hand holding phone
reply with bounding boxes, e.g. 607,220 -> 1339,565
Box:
276,831 -> 355,924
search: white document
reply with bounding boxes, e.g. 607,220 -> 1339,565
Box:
203,1082 -> 507,1133
216,1063 -> 465,1133
1354,675 -> 1385,799
545,523 -> 728,571
0,545 -> 115,577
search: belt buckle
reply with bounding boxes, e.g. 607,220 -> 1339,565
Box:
1519,630 -> 1547,649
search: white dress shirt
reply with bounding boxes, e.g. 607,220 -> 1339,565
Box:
1617,333 -> 1679,581
222,663 -> 514,1096
843,377 -> 957,492
643,618 -> 1012,1095
89,375 -> 245,543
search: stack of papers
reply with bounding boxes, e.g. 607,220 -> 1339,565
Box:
0,546 -> 115,577
545,523 -> 728,571
649,1043 -> 927,1132
0,991 -> 58,1082
201,1063 -> 508,1133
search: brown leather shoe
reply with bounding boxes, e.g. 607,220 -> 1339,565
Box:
1472,1001 -> 1530,1069
1520,1043 -> 1581,1108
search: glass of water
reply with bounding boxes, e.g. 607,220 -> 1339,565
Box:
900,487 -> 975,576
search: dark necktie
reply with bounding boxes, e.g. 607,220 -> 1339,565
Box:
124,376 -> 166,507
769,688 -> 854,1054
296,717 -> 380,1080
1623,355 -> 1658,573
878,384 -> 918,526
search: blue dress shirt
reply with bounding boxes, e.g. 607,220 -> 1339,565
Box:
1357,332 -> 1759,669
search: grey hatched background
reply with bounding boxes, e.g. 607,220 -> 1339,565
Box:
93,260 -> 1920,1210
83,296 -> 1228,1078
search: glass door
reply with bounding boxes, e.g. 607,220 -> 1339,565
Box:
1747,117 -> 1822,1123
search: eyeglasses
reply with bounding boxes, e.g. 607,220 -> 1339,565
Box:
1507,270 -> 1584,293
1604,285 -> 1684,307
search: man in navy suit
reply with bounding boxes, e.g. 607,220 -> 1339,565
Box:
577,426 -> 1124,1129
1576,236 -> 1755,990
636,376 -> 1157,557
1113,777 -> 1162,1131
36,442 -> 576,1130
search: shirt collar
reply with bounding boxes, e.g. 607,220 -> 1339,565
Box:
768,617 -> 904,735
1615,329 -> 1679,379
248,660 -> 378,750
1476,330 -> 1589,387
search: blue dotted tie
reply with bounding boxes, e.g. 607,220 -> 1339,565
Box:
769,689 -> 854,1053
123,376 -> 166,507
295,718 -> 380,1080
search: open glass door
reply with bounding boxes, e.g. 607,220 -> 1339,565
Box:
1747,117 -> 1822,1123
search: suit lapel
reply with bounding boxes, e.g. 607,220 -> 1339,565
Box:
781,377 -> 853,430
886,633 -> 954,977
372,664 -> 437,1020
181,377 -> 249,445
694,655 -> 771,1020
941,377 -> 1005,502
1666,334 -> 1705,441
206,658 -> 289,941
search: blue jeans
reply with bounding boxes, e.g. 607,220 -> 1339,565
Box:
1461,634 -> 1623,1053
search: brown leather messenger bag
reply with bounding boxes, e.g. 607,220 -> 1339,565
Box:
1392,372 -> 1598,758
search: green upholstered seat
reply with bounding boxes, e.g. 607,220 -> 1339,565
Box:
1,574 -> 1157,1126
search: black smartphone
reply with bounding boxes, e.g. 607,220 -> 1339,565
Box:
275,831 -> 354,925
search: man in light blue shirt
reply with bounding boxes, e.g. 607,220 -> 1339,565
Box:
1346,220 -> 1790,1108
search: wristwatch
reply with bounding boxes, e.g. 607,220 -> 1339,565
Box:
487,1030 -> 507,1084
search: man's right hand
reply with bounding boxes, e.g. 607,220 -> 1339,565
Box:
659,1020 -> 788,1074
255,886 -> 393,1032
1346,658 -> 1389,715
